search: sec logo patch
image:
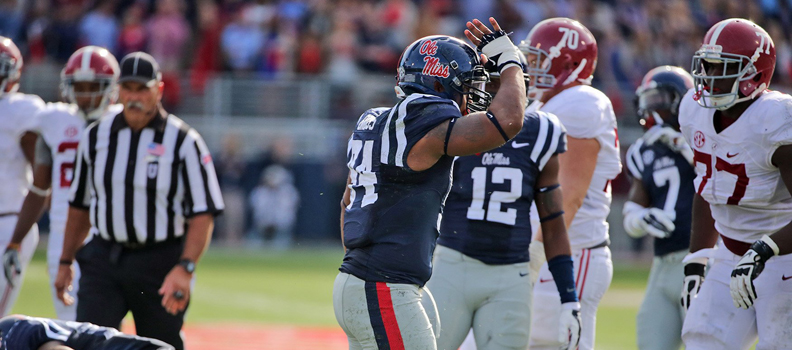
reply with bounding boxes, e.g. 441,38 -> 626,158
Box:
694,131 -> 705,148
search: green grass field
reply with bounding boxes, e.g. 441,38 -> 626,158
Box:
15,247 -> 649,349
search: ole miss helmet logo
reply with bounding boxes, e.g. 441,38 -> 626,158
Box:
420,40 -> 450,78
694,131 -> 705,148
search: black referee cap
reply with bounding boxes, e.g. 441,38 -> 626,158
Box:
119,52 -> 162,87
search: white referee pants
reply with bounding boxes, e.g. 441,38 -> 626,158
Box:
0,216 -> 38,316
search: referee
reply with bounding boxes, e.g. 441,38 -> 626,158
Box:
54,52 -> 224,349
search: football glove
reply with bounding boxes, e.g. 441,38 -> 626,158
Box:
477,31 -> 522,74
730,235 -> 779,309
559,301 -> 581,350
623,202 -> 676,239
681,261 -> 705,310
3,246 -> 20,288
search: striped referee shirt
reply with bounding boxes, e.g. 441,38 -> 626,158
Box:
68,109 -> 224,245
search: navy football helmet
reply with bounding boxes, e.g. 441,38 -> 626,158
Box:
396,35 -> 490,113
635,65 -> 694,130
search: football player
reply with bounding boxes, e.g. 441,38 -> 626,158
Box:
0,314 -> 173,350
678,18 -> 792,349
2,46 -> 122,320
426,53 -> 580,350
0,36 -> 47,316
623,66 -> 695,350
333,18 -> 527,349
518,18 -> 622,350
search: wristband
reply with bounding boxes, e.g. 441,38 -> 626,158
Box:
28,184 -> 51,197
548,255 -> 578,303
59,259 -> 73,266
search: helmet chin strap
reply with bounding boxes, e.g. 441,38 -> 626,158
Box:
651,111 -> 665,126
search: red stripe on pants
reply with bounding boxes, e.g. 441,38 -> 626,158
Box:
376,282 -> 405,350
578,249 -> 592,298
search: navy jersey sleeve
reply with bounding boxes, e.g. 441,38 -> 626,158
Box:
380,94 -> 461,168
4,317 -> 74,350
625,139 -> 645,180
523,111 -> 568,171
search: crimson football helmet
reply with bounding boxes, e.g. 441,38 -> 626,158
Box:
518,18 -> 597,100
691,18 -> 775,110
0,36 -> 23,96
60,46 -> 120,118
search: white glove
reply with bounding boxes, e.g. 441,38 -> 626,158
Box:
644,126 -> 694,164
730,235 -> 779,309
3,247 -> 20,288
559,301 -> 581,350
680,259 -> 705,310
623,202 -> 675,239
477,30 -> 523,74
528,241 -> 546,285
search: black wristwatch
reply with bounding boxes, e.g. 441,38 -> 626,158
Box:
177,259 -> 196,274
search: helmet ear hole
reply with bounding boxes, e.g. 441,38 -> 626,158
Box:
753,72 -> 762,82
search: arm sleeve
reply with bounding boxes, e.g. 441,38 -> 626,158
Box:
34,136 -> 53,166
68,128 -> 93,209
393,95 -> 461,168
624,140 -> 645,180
180,128 -> 225,217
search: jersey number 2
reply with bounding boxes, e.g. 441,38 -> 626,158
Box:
58,141 -> 80,188
467,167 -> 522,225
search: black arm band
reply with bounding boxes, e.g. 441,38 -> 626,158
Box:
444,117 -> 457,156
539,210 -> 565,223
486,111 -> 510,142
537,184 -> 560,193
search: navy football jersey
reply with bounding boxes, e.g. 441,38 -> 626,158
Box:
625,135 -> 695,256
0,316 -> 173,350
340,93 -> 462,286
438,111 -> 567,265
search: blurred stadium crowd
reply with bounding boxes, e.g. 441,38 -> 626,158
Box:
3,0 -> 792,248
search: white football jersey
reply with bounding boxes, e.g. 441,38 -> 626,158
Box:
527,85 -> 622,250
679,89 -> 792,243
0,93 -> 45,213
34,103 -> 123,230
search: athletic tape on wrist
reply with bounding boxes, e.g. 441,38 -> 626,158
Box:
27,184 -> 51,197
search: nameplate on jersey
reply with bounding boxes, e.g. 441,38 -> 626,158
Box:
481,153 -> 510,166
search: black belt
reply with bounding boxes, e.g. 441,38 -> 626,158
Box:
586,239 -> 610,250
0,212 -> 18,218
93,235 -> 183,250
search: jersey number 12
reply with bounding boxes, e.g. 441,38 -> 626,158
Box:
467,166 -> 522,225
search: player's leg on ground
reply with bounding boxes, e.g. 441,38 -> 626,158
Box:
0,221 -> 38,316
47,227 -> 79,320
75,239 -> 129,329
334,272 -> 436,350
425,246 -> 474,350
470,261 -> 531,350
529,247 -> 612,350
753,253 -> 792,350
122,241 -> 186,350
636,251 -> 685,350
681,243 -> 757,350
